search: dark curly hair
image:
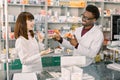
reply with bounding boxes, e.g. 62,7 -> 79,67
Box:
86,5 -> 100,20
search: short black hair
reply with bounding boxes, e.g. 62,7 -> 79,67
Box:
86,5 -> 100,20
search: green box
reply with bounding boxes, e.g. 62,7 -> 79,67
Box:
42,56 -> 60,67
4,59 -> 22,70
42,57 -> 53,67
4,56 -> 61,70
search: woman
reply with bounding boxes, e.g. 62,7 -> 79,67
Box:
14,12 -> 50,73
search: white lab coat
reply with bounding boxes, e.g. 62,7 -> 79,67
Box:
15,36 -> 45,73
61,25 -> 104,66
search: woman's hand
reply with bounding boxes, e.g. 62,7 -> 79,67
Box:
40,48 -> 52,56
37,32 -> 44,43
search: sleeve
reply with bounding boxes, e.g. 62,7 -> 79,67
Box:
75,32 -> 104,58
38,42 -> 45,51
61,38 -> 74,50
15,39 -> 40,65
10,48 -> 19,60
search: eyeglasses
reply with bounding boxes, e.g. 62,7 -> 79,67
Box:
81,14 -> 94,21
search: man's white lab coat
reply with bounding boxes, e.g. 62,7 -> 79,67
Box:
61,25 -> 104,66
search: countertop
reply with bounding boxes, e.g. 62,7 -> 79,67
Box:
1,62 -> 119,80
1,58 -> 120,80
43,62 -> 120,80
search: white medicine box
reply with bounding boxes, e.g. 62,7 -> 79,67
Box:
61,66 -> 83,80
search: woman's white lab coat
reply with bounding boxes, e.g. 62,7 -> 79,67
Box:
61,25 -> 104,66
15,36 -> 45,73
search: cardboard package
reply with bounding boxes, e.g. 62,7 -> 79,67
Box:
61,66 -> 83,80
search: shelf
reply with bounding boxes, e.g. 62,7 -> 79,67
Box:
4,1 -> 120,48
7,22 -> 45,24
8,3 -> 45,7
6,21 -> 16,23
48,22 -> 81,24
24,4 -> 45,7
104,1 -> 120,4
48,5 -> 84,9
8,3 -> 23,6
103,30 -> 111,32
48,5 -> 66,8
0,7 -> 3,9
1,39 -> 16,41
35,22 -> 45,24
87,1 -> 120,3
104,16 -> 111,18
87,1 -> 103,3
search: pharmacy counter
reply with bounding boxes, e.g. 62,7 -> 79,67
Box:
44,62 -> 120,80
1,61 -> 120,80
82,62 -> 120,80
1,51 -> 120,80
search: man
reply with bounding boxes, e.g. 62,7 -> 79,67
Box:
53,5 -> 104,66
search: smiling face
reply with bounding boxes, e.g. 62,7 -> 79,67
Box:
81,11 -> 96,28
81,5 -> 100,29
26,19 -> 35,31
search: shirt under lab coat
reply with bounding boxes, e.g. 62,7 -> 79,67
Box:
15,36 -> 45,73
61,25 -> 104,66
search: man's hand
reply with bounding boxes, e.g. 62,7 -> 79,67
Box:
52,33 -> 61,41
69,35 -> 78,47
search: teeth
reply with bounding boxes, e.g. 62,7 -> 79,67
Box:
82,22 -> 85,24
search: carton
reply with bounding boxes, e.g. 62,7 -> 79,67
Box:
61,66 -> 83,80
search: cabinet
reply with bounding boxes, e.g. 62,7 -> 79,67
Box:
6,0 -> 87,49
2,0 -> 120,49
46,0 -> 86,48
0,1 -> 3,52
6,0 -> 47,48
103,1 -> 120,41
87,0 -> 120,42
0,0 -> 6,53
0,1 -> 12,80
87,1 -> 104,25
47,5 -> 84,48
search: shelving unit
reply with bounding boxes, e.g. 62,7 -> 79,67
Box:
87,1 -> 104,25
46,0 -> 87,48
6,0 -> 87,49
1,1 -> 120,79
1,0 -> 11,80
103,1 -> 120,41
1,0 -> 120,48
87,0 -> 120,42
5,1 -> 47,48
0,0 -> 3,52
